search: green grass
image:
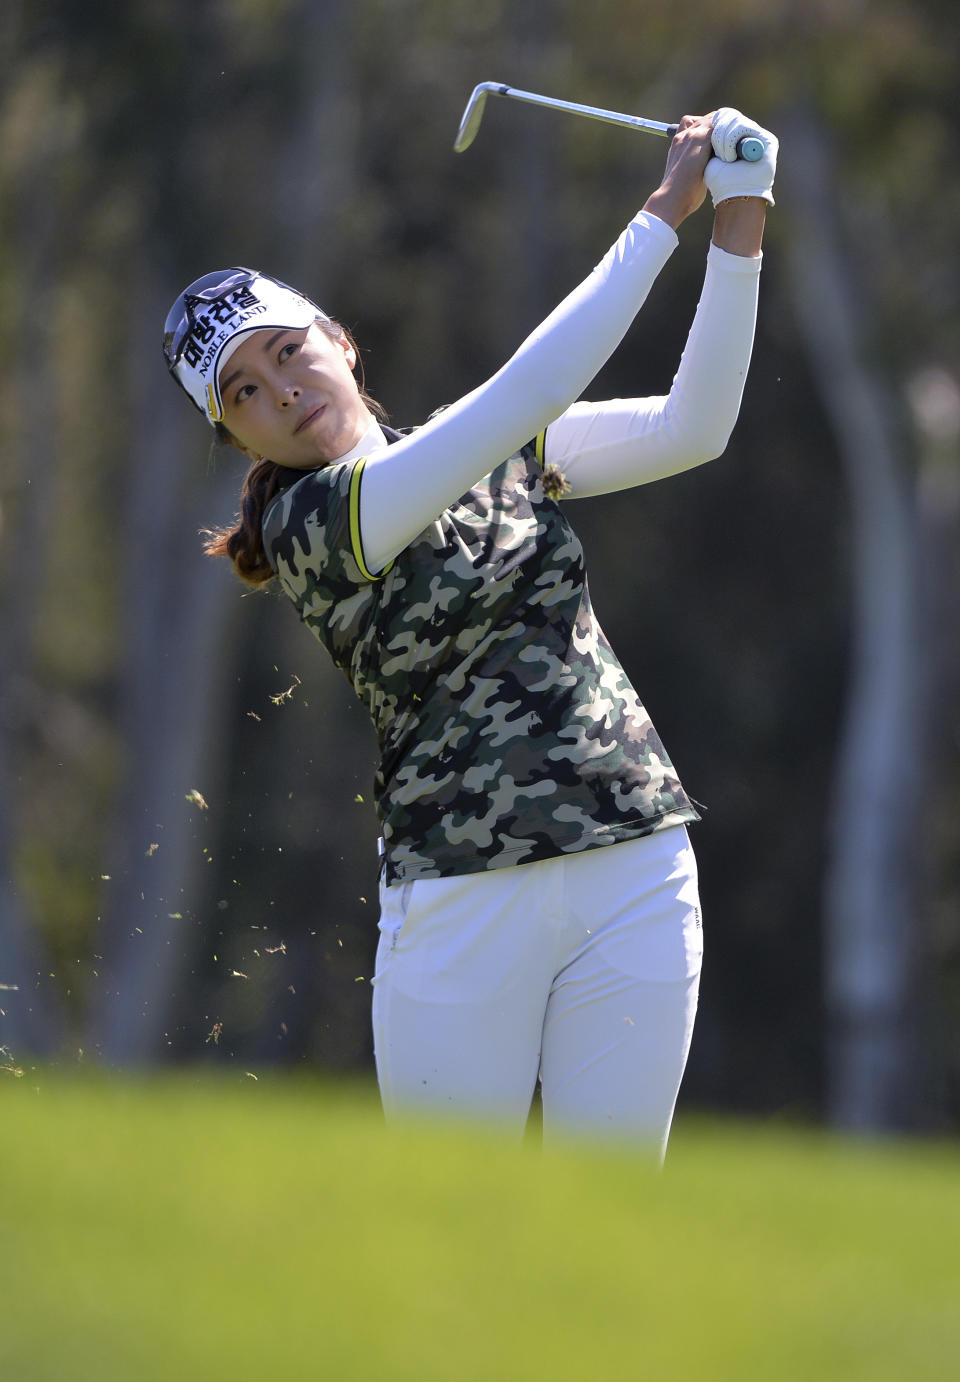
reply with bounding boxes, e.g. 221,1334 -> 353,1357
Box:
1,1072 -> 957,1381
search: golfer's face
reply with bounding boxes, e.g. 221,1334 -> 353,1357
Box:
219,323 -> 372,467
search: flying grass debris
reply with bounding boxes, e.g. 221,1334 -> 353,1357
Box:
185,789 -> 208,810
542,464 -> 571,500
269,674 -> 302,707
1,1044 -> 23,1078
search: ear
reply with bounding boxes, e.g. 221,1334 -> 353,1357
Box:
337,332 -> 357,371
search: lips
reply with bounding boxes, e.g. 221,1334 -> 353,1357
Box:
293,404 -> 326,435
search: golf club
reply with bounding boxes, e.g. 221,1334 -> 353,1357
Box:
453,82 -> 766,162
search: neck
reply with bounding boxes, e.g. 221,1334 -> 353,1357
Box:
333,414 -> 386,465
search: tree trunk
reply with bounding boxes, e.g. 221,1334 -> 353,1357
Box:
0,87 -> 72,1059
780,102 -> 926,1130
90,264 -> 240,1064
269,0 -> 358,288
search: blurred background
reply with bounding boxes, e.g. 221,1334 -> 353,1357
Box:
1,0 -> 957,1135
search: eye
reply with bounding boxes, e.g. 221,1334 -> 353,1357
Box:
279,342 -> 299,362
235,383 -> 256,403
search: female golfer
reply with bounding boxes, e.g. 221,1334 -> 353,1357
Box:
164,109 -> 776,1157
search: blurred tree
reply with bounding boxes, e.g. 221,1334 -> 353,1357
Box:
781,101 -> 925,1130
0,32 -> 82,1057
770,4 -> 959,1130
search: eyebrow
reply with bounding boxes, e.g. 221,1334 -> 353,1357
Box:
220,329 -> 292,396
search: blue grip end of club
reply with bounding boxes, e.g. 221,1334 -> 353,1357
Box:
738,137 -> 765,162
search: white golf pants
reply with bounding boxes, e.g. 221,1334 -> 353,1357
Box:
372,825 -> 702,1157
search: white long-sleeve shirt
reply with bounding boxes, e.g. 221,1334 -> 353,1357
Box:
343,215 -> 760,572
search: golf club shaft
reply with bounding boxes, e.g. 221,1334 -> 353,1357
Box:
492,84 -> 676,140
454,83 -> 676,153
454,82 -> 766,161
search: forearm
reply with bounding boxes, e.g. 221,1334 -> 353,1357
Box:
546,242 -> 761,495
358,212 -> 679,572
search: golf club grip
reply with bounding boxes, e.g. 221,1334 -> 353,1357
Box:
665,127 -> 765,162
736,136 -> 765,162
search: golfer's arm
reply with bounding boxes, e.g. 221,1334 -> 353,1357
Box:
542,243 -> 761,496
357,212 -> 679,574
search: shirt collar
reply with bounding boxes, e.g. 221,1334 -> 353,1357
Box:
331,416 -> 389,467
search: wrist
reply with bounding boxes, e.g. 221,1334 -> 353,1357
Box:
641,189 -> 682,230
642,186 -> 704,231
711,197 -> 766,257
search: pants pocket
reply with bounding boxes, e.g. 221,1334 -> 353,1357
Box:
371,879 -> 414,984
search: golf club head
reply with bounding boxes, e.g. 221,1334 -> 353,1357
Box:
453,82 -> 501,152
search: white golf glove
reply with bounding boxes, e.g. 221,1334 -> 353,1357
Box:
704,107 -> 778,207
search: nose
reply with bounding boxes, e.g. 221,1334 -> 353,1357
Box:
278,384 -> 301,409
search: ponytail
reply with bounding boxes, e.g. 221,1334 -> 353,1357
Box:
202,451 -> 296,586
201,319 -> 387,587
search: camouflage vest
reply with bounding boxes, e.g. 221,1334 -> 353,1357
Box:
262,431 -> 699,883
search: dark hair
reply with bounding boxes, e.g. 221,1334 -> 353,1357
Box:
202,318 -> 387,586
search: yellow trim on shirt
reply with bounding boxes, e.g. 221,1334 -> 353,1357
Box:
534,429 -> 547,468
348,456 -> 393,581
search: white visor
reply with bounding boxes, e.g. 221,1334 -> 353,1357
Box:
172,274 -> 329,424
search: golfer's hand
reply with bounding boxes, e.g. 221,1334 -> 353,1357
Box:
705,108 -> 778,206
704,109 -> 776,256
642,114 -> 714,230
